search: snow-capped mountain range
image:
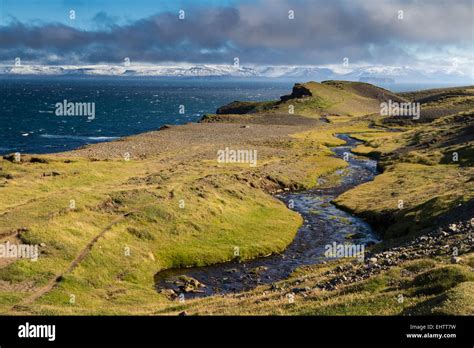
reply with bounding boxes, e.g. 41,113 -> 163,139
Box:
0,64 -> 471,84
0,64 -> 258,77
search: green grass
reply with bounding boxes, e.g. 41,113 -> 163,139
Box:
0,156 -> 306,313
430,282 -> 474,315
169,253 -> 474,316
334,162 -> 473,238
0,117 -> 354,314
335,110 -> 474,238
411,266 -> 474,295
1,81 -> 472,315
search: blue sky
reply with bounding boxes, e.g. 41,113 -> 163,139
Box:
1,0 -> 238,28
0,0 -> 472,75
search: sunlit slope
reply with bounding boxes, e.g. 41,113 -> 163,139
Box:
214,80 -> 407,119
335,109 -> 474,239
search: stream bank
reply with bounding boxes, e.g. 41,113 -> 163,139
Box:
155,134 -> 380,298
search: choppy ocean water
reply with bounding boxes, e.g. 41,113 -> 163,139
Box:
0,77 -> 293,155
0,76 -> 459,155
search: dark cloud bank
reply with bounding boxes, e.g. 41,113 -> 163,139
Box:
0,0 -> 472,66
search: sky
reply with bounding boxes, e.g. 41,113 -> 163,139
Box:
0,0 -> 473,74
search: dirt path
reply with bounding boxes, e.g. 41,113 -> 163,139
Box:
13,214 -> 127,310
6,113 -> 321,312
0,228 -> 22,239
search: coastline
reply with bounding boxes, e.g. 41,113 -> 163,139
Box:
0,81 -> 358,314
1,81 -> 472,315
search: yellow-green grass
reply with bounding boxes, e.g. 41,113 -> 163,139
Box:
429,282 -> 474,315
21,178 -> 300,314
334,110 -> 474,238
398,86 -> 474,102
2,82 -> 472,315
334,162 -> 473,238
267,81 -> 400,119
0,171 -> 299,313
350,130 -> 410,157
0,122 -> 353,314
290,122 -> 383,147
213,80 -> 405,121
157,252 -> 474,316
326,115 -> 355,123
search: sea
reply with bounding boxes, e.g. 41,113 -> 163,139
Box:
0,76 -> 463,155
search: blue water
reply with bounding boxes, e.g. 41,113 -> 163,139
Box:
1,77 -> 464,155
0,77 -> 293,155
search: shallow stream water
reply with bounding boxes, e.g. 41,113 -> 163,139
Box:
154,134 -> 379,297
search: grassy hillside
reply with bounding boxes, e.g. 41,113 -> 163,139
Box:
0,107 -> 353,314
171,251 -> 474,315
384,86 -> 474,124
335,111 -> 474,240
212,80 -> 407,119
0,82 -> 472,315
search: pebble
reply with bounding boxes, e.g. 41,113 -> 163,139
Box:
451,256 -> 462,264
368,257 -> 378,264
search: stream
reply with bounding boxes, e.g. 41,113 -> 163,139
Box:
154,134 -> 379,298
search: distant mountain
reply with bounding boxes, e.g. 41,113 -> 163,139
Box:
0,64 -> 258,77
341,66 -> 471,84
256,66 -> 335,80
0,64 -> 471,84
359,77 -> 395,84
